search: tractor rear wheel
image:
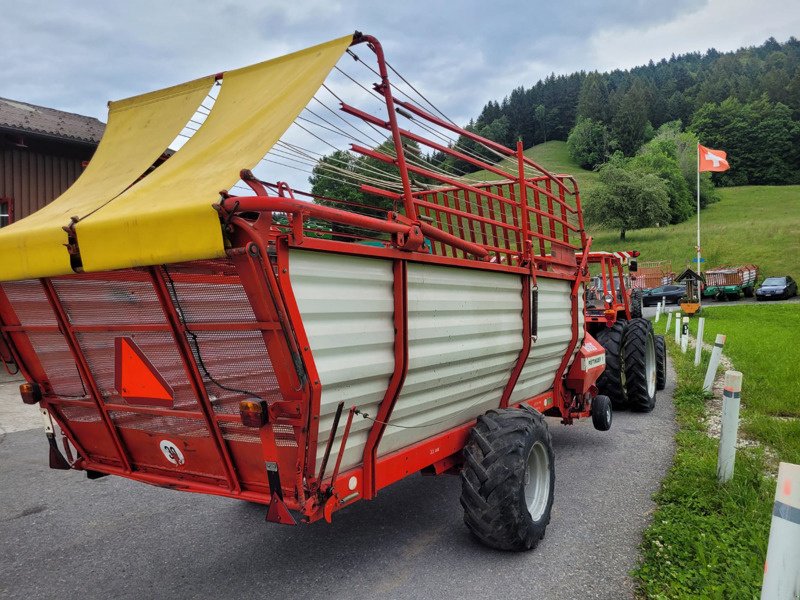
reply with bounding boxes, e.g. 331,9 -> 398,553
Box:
460,406 -> 554,551
655,334 -> 667,391
630,289 -> 643,319
623,318 -> 657,412
594,321 -> 627,409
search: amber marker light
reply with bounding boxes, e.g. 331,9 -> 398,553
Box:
239,400 -> 268,428
20,382 -> 42,405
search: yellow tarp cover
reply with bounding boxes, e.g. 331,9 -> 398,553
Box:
76,34 -> 352,273
0,76 -> 215,281
0,34 -> 352,280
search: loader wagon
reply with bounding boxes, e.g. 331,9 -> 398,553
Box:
702,264 -> 758,300
0,32 -> 635,551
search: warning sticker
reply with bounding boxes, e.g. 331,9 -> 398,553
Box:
114,336 -> 174,408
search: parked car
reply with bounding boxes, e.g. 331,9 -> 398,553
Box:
755,276 -> 797,300
642,284 -> 686,306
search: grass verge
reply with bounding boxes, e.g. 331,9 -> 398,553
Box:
633,334 -> 773,599
685,304 -> 800,464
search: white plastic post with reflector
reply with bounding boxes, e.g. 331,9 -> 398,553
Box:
114,337 -> 174,408
762,462 -> 800,599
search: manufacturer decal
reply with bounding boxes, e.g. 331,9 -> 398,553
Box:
159,440 -> 185,466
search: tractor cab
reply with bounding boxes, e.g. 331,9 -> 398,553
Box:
584,251 -> 642,326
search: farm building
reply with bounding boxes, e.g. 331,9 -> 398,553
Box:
0,97 -> 104,227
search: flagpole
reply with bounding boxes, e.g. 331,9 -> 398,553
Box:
697,143 -> 702,307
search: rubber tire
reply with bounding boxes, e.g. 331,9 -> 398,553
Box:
460,406 -> 554,551
630,289 -> 643,319
623,318 -> 657,412
591,395 -> 613,431
655,334 -> 667,391
594,321 -> 628,409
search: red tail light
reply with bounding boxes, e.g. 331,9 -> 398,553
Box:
20,382 -> 42,405
239,400 -> 268,428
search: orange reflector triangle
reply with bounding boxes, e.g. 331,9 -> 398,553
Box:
114,337 -> 174,407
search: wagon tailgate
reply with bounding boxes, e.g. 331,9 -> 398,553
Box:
0,258 -> 298,494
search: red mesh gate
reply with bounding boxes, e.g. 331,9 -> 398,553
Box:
0,258 -> 296,495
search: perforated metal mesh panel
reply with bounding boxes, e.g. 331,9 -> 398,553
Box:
53,276 -> 165,325
1,257 -> 293,491
26,332 -> 87,397
184,330 -> 281,414
1,280 -> 58,326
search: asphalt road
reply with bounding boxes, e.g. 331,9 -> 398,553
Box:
0,368 -> 676,600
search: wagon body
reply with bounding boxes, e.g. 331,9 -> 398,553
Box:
0,32 -> 604,525
702,264 -> 758,298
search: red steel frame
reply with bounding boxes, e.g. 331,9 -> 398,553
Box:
0,32 -> 602,524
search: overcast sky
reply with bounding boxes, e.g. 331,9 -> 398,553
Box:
2,0 -> 799,190
3,0 -> 799,125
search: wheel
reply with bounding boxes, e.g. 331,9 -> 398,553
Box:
655,334 -> 667,391
623,318 -> 657,412
591,395 -> 612,431
594,321 -> 628,409
460,406 -> 555,551
630,289 -> 643,319
727,292 -> 740,301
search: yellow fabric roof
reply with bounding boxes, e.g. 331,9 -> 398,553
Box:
0,34 -> 353,281
0,76 -> 215,280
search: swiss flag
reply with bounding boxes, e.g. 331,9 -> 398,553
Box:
698,144 -> 730,172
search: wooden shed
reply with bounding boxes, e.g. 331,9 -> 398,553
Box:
0,97 -> 104,226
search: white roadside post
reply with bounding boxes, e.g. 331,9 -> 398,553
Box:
655,301 -> 662,323
665,311 -> 673,335
680,316 -> 689,353
703,334 -> 727,392
761,462 -> 800,599
717,370 -> 742,483
694,317 -> 705,367
662,296 -> 666,310
674,313 -> 681,343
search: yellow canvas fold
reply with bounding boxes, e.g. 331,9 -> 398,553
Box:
0,76 -> 215,280
76,34 -> 353,273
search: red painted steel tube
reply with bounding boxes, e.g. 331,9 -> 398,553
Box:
40,279 -> 132,472
362,260 -> 408,499
517,141 -> 531,254
340,102 -> 518,181
394,99 -> 571,194
226,196 -> 489,259
149,268 -> 241,492
499,273 -> 532,408
551,238 -> 593,412
356,34 -> 418,220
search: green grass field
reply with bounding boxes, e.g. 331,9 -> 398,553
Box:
637,304 -> 798,597
635,337 -> 772,598
686,304 -> 800,464
465,141 -> 800,277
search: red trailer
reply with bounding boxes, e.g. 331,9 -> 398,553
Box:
0,32 -> 613,551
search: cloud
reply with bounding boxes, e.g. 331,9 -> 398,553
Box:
2,0 -> 797,189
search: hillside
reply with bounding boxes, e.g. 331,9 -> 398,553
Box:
465,141 -> 799,277
589,185 -> 800,277
464,140 -> 599,193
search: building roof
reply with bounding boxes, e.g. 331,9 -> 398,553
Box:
0,97 -> 105,144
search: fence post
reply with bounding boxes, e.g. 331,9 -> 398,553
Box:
761,462 -> 800,599
665,311 -> 673,335
674,313 -> 681,343
694,317 -> 705,367
703,334 -> 726,392
717,370 -> 742,483
655,301 -> 662,323
681,316 -> 689,353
